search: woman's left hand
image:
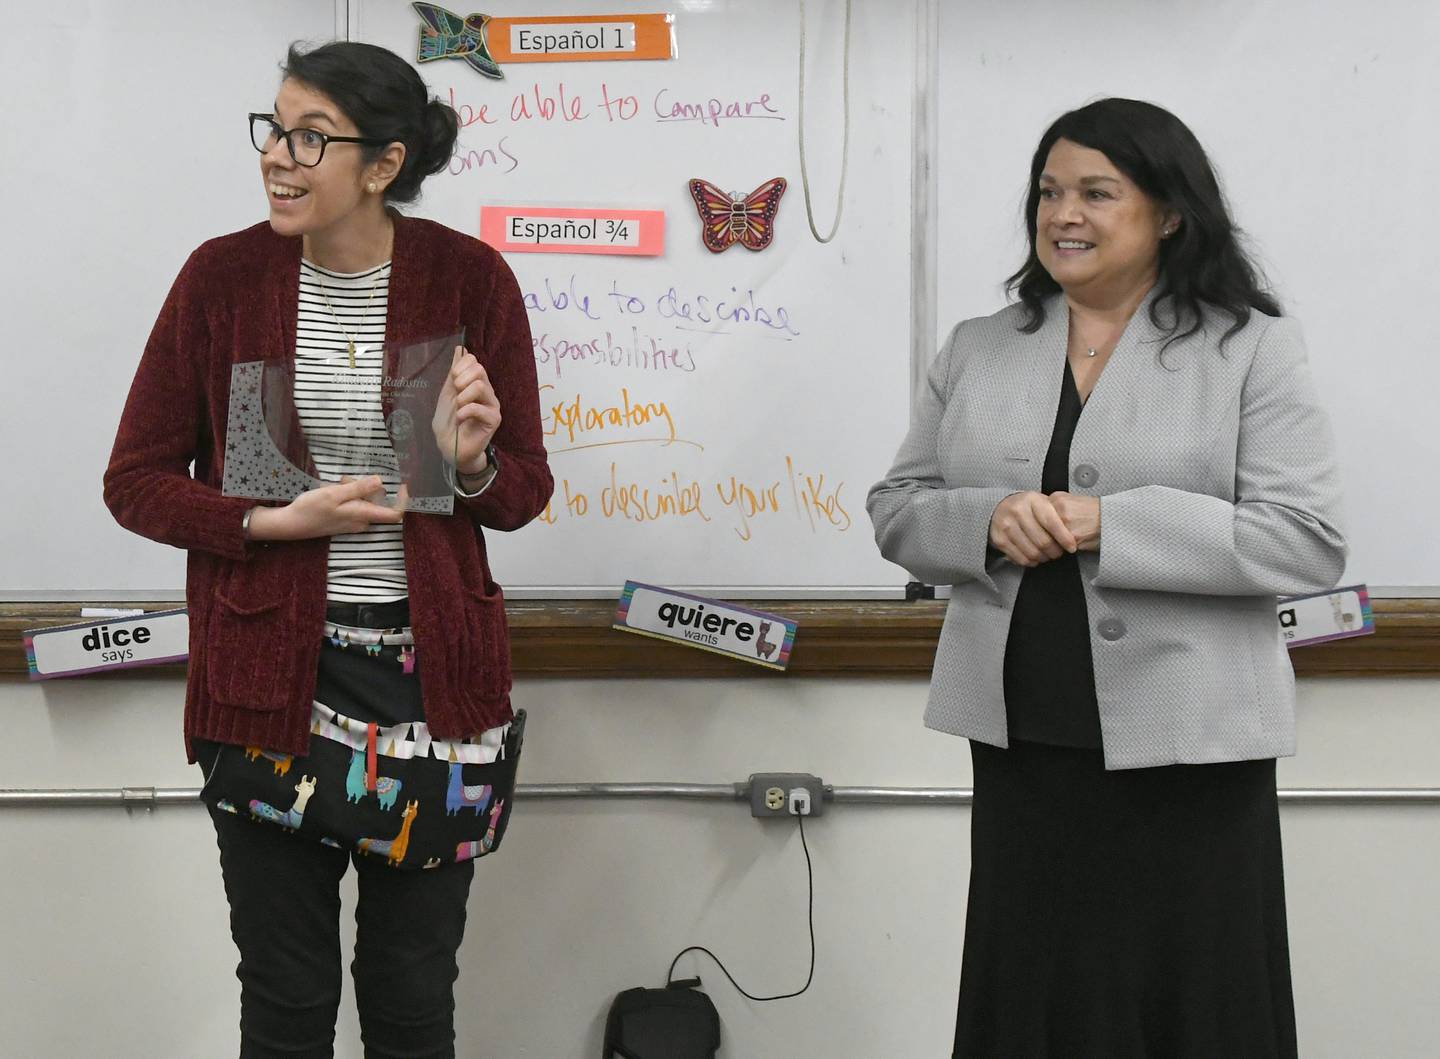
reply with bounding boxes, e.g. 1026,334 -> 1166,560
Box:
433,345 -> 501,475
1050,492 -> 1101,551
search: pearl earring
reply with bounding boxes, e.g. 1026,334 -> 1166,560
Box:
368,182 -> 378,193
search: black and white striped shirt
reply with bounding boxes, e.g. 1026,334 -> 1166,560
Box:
295,260 -> 406,603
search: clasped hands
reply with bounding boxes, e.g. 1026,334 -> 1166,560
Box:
988,491 -> 1100,568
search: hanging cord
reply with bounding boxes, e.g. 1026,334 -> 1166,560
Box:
797,0 -> 853,244
665,812 -> 817,1002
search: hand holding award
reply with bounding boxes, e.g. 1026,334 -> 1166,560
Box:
247,476 -> 403,542
223,330 -> 470,516
433,345 -> 501,478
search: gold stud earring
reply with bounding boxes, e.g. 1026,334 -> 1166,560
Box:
368,182 -> 378,193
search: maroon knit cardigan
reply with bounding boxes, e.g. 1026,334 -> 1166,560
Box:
104,217 -> 553,760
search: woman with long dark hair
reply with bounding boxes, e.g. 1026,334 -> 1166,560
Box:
869,98 -> 1345,1056
105,41 -> 552,1057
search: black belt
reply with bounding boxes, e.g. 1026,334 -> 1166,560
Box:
325,598 -> 411,630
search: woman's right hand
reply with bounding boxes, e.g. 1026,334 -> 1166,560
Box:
247,477 -> 403,541
988,491 -> 1078,567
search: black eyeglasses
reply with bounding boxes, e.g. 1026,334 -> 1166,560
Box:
249,113 -> 391,168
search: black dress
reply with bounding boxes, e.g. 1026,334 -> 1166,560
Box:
952,360 -> 1298,1058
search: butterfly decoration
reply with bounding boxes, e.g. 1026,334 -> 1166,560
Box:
687,177 -> 788,253
413,3 -> 503,80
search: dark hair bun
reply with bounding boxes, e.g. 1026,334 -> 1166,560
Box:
283,41 -> 459,206
417,99 -> 460,179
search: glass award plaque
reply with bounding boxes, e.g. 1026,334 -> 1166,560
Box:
222,330 -> 464,515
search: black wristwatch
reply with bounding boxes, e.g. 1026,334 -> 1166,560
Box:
456,443 -> 500,496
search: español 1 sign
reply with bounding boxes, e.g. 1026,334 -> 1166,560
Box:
489,13 -> 676,65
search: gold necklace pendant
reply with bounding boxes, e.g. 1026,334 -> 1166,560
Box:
314,264 -> 385,372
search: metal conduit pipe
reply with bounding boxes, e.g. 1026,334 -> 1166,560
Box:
835,786 -> 1440,806
2,785 -> 1439,811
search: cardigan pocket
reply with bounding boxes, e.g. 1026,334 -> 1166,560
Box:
204,589 -> 297,711
461,585 -> 511,704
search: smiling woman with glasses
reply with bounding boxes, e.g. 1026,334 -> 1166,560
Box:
104,40 -> 554,1059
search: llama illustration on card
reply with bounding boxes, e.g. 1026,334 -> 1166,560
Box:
754,621 -> 778,660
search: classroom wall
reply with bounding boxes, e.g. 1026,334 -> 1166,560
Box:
2,673 -> 1436,1058
933,0 -> 1440,591
6,4 -> 1435,1057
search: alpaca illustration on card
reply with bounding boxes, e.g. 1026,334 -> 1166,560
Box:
754,621 -> 778,660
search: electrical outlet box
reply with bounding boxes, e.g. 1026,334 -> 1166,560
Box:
748,773 -> 825,818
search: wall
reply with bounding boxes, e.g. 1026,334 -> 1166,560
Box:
935,0 -> 1440,591
2,673 -> 1436,1057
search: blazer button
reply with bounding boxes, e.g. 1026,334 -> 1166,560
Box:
1098,618 -> 1127,641
1073,463 -> 1099,488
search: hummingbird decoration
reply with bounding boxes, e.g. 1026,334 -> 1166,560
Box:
412,3 -> 503,80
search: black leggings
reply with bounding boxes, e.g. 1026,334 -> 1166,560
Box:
208,801 -> 475,1058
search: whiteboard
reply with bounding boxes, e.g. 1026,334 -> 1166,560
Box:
355,0 -> 916,595
936,0 -> 1440,594
0,0 -> 340,599
28,3 -> 1424,597
2,0 -> 916,598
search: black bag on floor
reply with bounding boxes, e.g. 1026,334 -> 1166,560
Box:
604,979 -> 721,1059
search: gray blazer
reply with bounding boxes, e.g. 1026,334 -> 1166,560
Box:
867,294 -> 1347,769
